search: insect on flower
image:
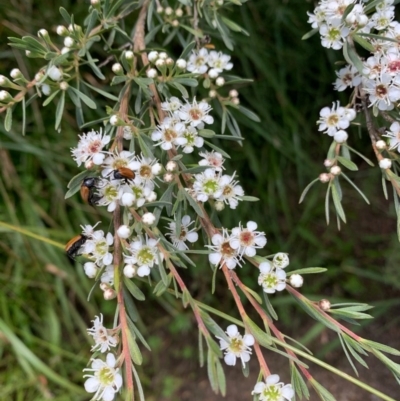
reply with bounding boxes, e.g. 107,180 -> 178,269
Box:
81,177 -> 100,206
65,234 -> 87,259
113,166 -> 136,180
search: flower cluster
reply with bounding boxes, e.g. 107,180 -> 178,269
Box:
257,253 -> 290,294
186,47 -> 233,80
252,374 -> 294,401
307,0 -> 396,50
207,222 -> 267,269
317,101 -> 356,143
216,324 -> 255,367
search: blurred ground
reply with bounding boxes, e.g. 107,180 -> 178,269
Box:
145,319 -> 400,401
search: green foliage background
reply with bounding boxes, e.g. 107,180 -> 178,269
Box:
0,0 -> 399,400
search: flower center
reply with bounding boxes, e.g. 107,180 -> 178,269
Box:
137,246 -> 154,265
228,337 -> 244,354
179,227 -> 187,240
164,128 -> 178,141
221,241 -> 236,258
261,273 -> 278,289
189,108 -> 203,121
183,131 -> 195,144
376,84 -> 388,98
388,60 -> 400,73
222,185 -> 234,197
203,178 -> 220,195
327,27 -> 340,41
132,185 -> 144,198
327,114 -> 339,126
195,57 -> 205,66
239,230 -> 254,246
105,185 -> 118,200
88,139 -> 102,153
114,159 -> 128,169
262,384 -> 281,401
98,366 -> 115,387
95,240 -> 107,256
139,165 -> 152,179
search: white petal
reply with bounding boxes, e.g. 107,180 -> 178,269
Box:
282,385 -> 295,400
226,324 -> 238,337
103,253 -> 113,265
84,377 -> 100,393
181,215 -> 191,225
102,387 -> 116,401
245,247 -> 256,257
243,334 -> 255,346
246,221 -> 257,231
224,352 -> 236,366
137,265 -> 150,277
93,153 -> 105,165
252,382 -> 265,394
211,234 -> 223,245
186,231 -> 198,243
106,353 -> 116,367
259,261 -> 272,273
226,259 -> 237,269
209,252 -> 222,265
266,374 -> 280,385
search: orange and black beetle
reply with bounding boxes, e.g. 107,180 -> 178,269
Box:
113,167 -> 135,180
65,234 -> 87,259
81,177 -> 100,206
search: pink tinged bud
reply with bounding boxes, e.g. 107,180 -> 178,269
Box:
319,173 -> 331,183
289,274 -> 303,288
319,299 -> 331,311
85,160 -> 95,169
232,98 -> 240,105
166,58 -> 174,66
379,158 -> 392,169
164,173 -> 174,182
324,159 -> 333,167
216,77 -> 225,87
103,288 -> 117,300
229,89 -> 238,98
59,81 -> 69,91
166,161 -> 177,172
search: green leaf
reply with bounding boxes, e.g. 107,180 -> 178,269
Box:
263,292 -> 278,321
4,107 -> 12,132
55,90 -> 65,130
68,86 -> 97,109
126,329 -> 143,365
85,9 -> 98,38
302,28 -> 318,40
181,165 -> 210,174
138,132 -> 154,158
341,172 -> 370,204
357,32 -> 399,44
287,267 -> 327,275
216,359 -> 226,396
180,24 -> 203,37
198,129 -> 215,138
337,156 -> 358,171
221,16 -> 249,35
299,178 -> 320,204
237,105 -> 261,122
331,182 -> 346,223
204,140 -> 231,158
179,41 -> 196,60
353,34 -> 375,52
244,317 -> 273,347
174,77 -> 198,87
343,40 -> 364,74
124,277 -> 145,301
42,90 -> 60,107
344,144 -> 374,166
82,81 -> 119,101
59,7 -> 71,24
239,196 -> 259,202
183,189 -> 205,218
87,52 -> 105,80
169,81 -> 189,98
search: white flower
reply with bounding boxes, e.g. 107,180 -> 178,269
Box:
124,236 -> 163,277
379,158 -> 392,169
71,129 -> 111,167
130,154 -> 161,186
230,221 -> 267,257
178,98 -> 214,127
363,55 -> 382,79
142,212 -> 156,225
199,151 -> 225,172
126,178 -> 152,207
207,51 -> 233,72
258,262 -> 286,293
87,314 -> 118,353
289,273 -> 304,288
193,168 -> 222,202
101,151 -> 136,178
272,253 -> 289,269
101,265 -> 114,285
82,231 -> 114,266
334,64 -> 361,91
319,20 -> 350,50
175,126 -> 204,153
383,121 -> 400,152
317,102 -> 354,136
123,126 -> 133,140
84,262 -> 98,278
166,215 -> 198,250
95,179 -> 121,212
151,120 -> 185,150
252,374 -> 294,401
216,325 -> 254,368
371,8 -> 394,31
161,96 -> 182,112
83,353 -> 123,401
216,173 -> 244,209
207,229 -> 243,270
186,48 -> 209,74
363,73 -> 400,110
48,66 -> 62,81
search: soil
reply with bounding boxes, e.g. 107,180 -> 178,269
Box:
145,317 -> 400,401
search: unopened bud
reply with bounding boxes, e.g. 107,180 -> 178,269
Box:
155,59 -> 166,68
48,66 -> 62,81
216,77 -> 225,87
0,90 -> 12,102
125,50 -> 134,60
166,160 -> 177,172
10,69 -> 22,79
229,89 -> 239,98
172,20 -> 179,27
289,274 -> 303,288
209,89 -> 217,98
175,8 -> 183,17
41,84 -> 51,96
333,129 -> 348,144
152,162 -> 163,175
232,97 -> 240,105
64,36 -> 74,48
319,299 -> 331,311
163,172 -> 174,182
85,160 -> 95,169
157,6 -> 164,13
379,158 -> 392,169
38,29 -> 49,38
112,63 -> 124,75
146,68 -> 158,78
59,81 -> 69,90
84,262 -> 98,278
109,115 -> 121,126
330,166 -> 341,176
376,140 -> 386,150
165,6 -> 173,15
166,57 -> 174,66
103,288 -> 117,300
117,225 -> 131,239
319,173 -> 331,183
158,52 -> 168,60
142,212 -> 156,225
148,51 -> 159,62
324,159 -> 333,167
176,58 -> 187,69
208,68 -> 219,79
215,201 -> 225,211
56,25 -> 68,36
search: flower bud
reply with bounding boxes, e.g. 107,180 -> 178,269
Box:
148,51 -> 159,62
209,89 -> 217,98
64,36 -> 74,48
330,166 -> 341,176
124,264 -> 136,278
48,66 -> 62,81
84,262 -> 98,278
0,75 -> 9,86
166,57 -> 174,66
112,63 -> 124,75
146,68 -> 158,78
0,90 -> 12,102
319,172 -> 331,183
155,59 -> 166,68
85,160 -> 95,169
125,50 -> 134,60
232,97 -> 240,105
165,6 -> 173,15
123,126 -> 133,140
289,274 -> 303,288
175,8 -> 183,17
10,69 -> 22,79
166,160 -> 177,172
229,89 -> 239,98
176,59 -> 187,69
172,20 -> 179,27
146,191 -> 157,202
142,212 -> 156,225
103,288 -> 117,300
358,14 -> 368,26
318,299 -> 331,311
59,81 -> 69,91
376,140 -> 386,150
91,0 -> 100,5
163,172 -> 174,182
61,47 -> 70,55
273,253 -> 289,269
41,84 -> 51,96
379,158 -> 392,169
157,6 -> 164,13
152,162 -> 163,175
56,25 -> 68,36
38,29 -> 49,38
208,68 -> 219,79
324,159 -> 333,167
216,77 -> 225,87
109,115 -> 120,126
333,130 -> 348,143
215,201 -> 225,211
158,52 -> 168,60
217,0 -> 224,5
117,225 -> 131,239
